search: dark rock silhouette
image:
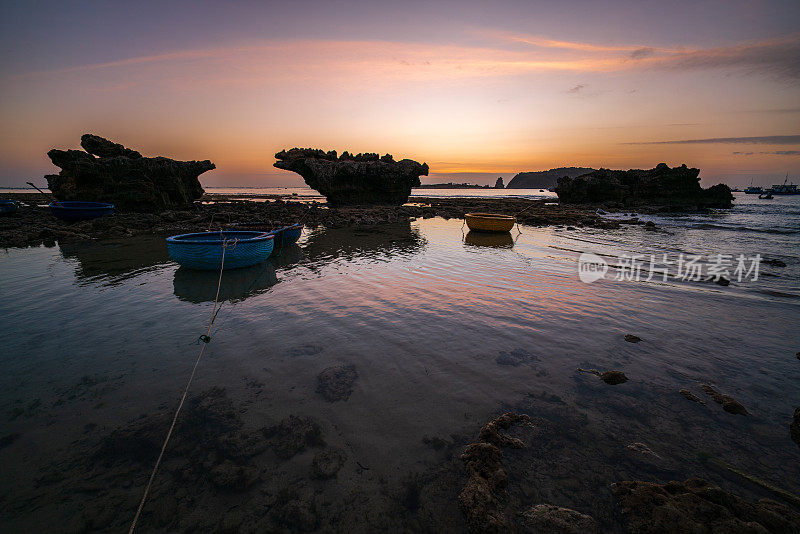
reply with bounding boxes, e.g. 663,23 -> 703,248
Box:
555,163 -> 733,208
507,167 -> 595,189
613,478 -> 800,533
46,134 -> 215,211
273,148 -> 428,206
494,177 -> 505,189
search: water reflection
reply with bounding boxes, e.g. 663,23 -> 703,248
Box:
173,261 -> 279,303
58,236 -> 172,286
464,230 -> 514,248
301,221 -> 425,263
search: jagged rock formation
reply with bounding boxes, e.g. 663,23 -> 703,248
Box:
459,412 -> 532,532
613,478 -> 800,533
46,134 -> 214,211
555,163 -> 733,208
273,148 -> 428,206
507,167 -> 595,189
494,177 -> 505,189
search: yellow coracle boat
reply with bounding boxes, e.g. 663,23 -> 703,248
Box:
464,212 -> 516,233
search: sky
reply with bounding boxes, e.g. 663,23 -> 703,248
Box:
1,0 -> 799,188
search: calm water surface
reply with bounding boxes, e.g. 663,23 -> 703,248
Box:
1,195 -> 799,531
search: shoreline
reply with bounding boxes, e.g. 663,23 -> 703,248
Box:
0,193 -> 649,248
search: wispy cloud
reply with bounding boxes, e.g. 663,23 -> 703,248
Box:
626,135 -> 800,145
11,32 -> 800,88
734,150 -> 800,155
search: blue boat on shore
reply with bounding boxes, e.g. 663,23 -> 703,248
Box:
271,223 -> 303,248
0,200 -> 19,215
166,231 -> 274,270
49,201 -> 114,222
222,222 -> 303,253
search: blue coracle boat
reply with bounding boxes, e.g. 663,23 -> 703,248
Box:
271,223 -> 303,248
166,231 -> 274,270
223,222 -> 303,253
49,201 -> 114,222
0,200 -> 19,215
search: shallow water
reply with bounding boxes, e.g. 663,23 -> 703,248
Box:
1,199 -> 799,532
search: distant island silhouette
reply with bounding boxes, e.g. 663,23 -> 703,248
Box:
506,167 -> 595,189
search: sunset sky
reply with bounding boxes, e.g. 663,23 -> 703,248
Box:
1,1 -> 798,187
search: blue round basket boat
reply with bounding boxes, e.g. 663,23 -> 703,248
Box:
269,223 -> 303,249
0,200 -> 19,215
49,201 -> 114,222
166,231 -> 274,270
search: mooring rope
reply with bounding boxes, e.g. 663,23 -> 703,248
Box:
128,237 -> 237,533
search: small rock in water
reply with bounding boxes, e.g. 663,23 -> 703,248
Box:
624,334 -> 642,343
626,442 -> 662,459
679,389 -> 705,404
311,449 -> 346,479
577,368 -> 628,385
519,504 -> 599,533
600,371 -> 628,385
316,365 -> 358,402
791,407 -> 800,449
701,384 -> 748,415
764,258 -> 787,267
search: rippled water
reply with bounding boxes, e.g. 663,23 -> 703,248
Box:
1,198 -> 799,532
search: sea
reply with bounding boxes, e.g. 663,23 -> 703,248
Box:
1,189 -> 798,531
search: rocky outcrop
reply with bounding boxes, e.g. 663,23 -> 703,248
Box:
507,167 -> 595,189
494,177 -> 505,189
459,412 -> 531,532
555,163 -> 733,208
273,148 -> 428,206
613,478 -> 800,533
46,134 -> 214,211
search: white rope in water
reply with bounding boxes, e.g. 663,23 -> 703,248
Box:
128,238 -> 234,533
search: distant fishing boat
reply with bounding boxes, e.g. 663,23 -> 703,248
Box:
49,201 -> 114,221
743,179 -> 764,194
166,231 -> 274,270
464,213 -> 516,233
0,199 -> 19,215
770,175 -> 799,195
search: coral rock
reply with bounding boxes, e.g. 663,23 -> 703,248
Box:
520,504 -> 599,534
46,134 -> 214,211
555,163 -> 733,208
459,412 -> 531,532
274,147 -> 428,206
701,384 -> 748,415
613,478 -> 800,533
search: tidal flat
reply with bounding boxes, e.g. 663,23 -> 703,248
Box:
1,197 -> 799,532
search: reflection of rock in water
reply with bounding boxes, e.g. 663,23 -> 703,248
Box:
269,243 -> 303,270
464,230 -> 514,248
172,261 -> 278,303
58,236 -> 172,285
301,221 -> 424,263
